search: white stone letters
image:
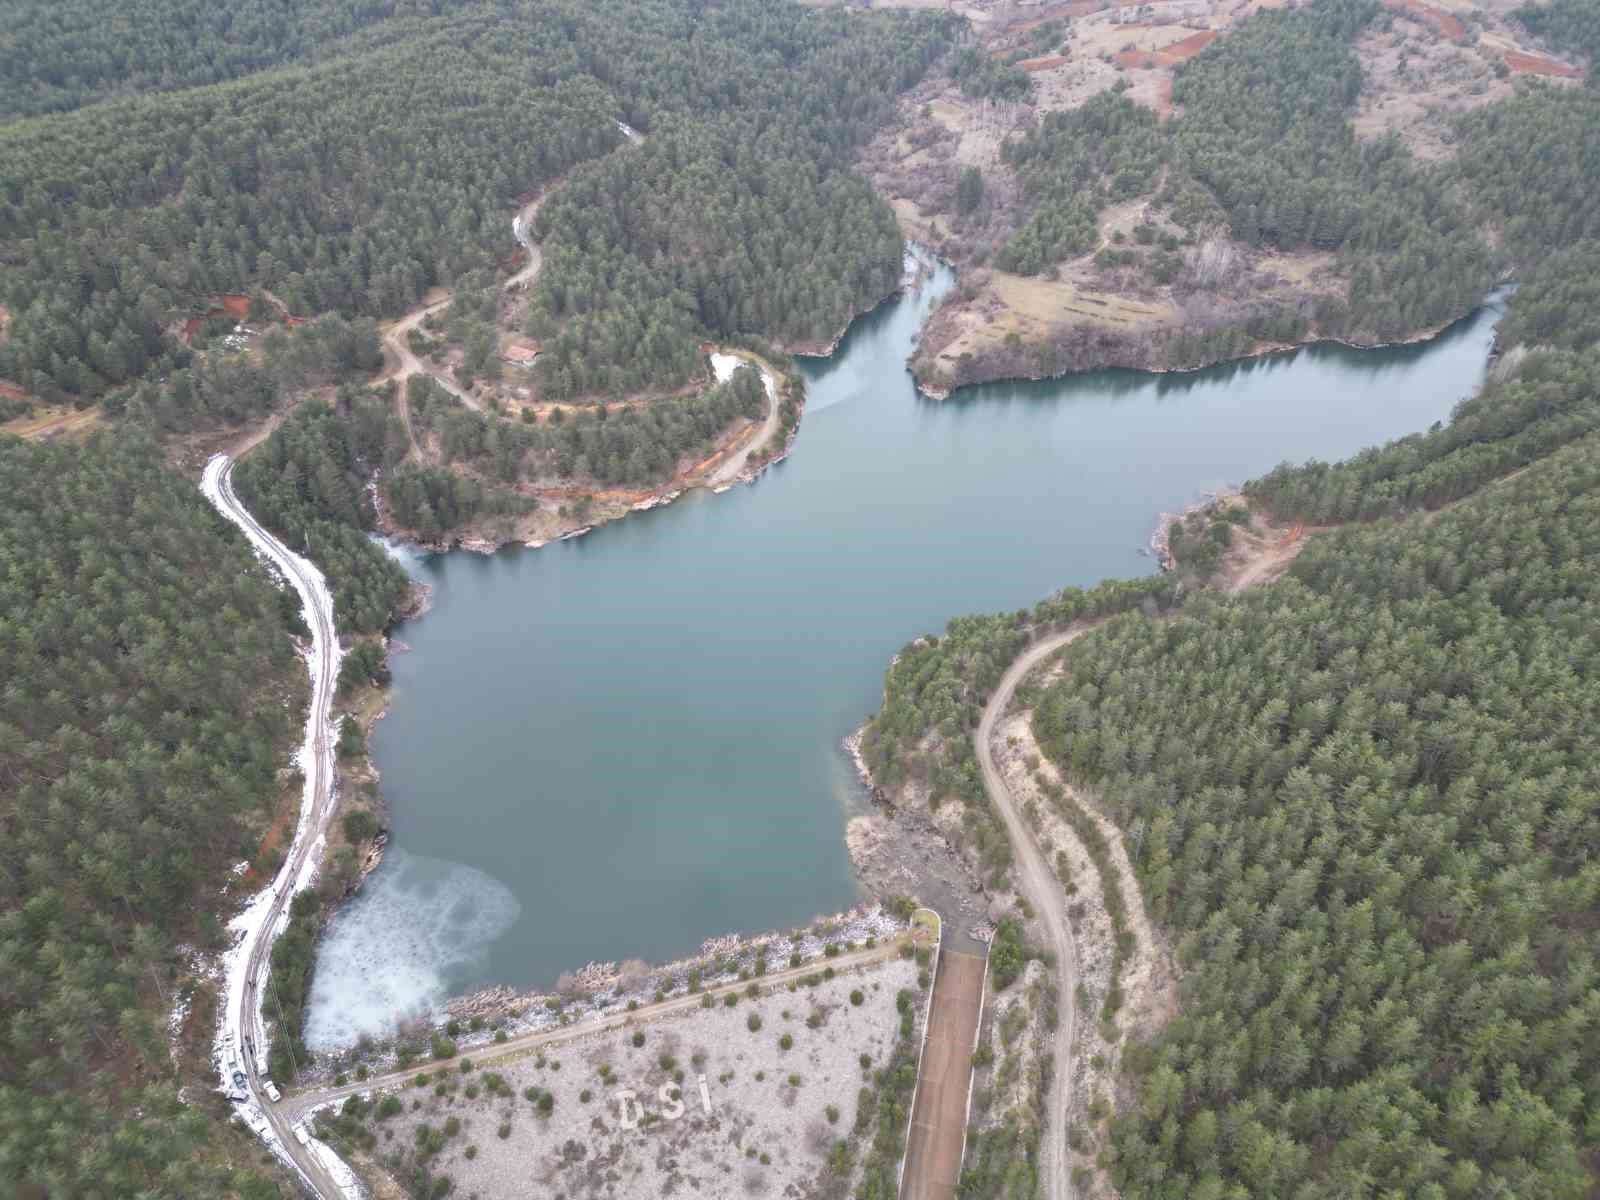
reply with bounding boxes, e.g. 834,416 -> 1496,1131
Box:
615,1089 -> 640,1130
614,1081 -> 692,1131
658,1082 -> 685,1120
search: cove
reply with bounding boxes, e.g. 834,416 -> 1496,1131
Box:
305,261 -> 1504,1049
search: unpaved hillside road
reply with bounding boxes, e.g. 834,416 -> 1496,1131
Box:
706,351 -> 784,486
382,295 -> 480,415
380,121 -> 645,435
202,456 -> 355,1200
975,628 -> 1090,1200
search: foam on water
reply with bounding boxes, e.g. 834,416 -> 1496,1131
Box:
303,849 -> 520,1050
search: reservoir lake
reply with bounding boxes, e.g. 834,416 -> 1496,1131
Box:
305,262 -> 1504,1048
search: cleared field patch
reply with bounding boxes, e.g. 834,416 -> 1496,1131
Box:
3,403 -> 101,442
320,956 -> 928,1200
991,271 -> 1173,328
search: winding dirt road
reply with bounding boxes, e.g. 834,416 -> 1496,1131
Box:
378,124 -> 645,457
974,628 -> 1090,1200
202,456 -> 356,1199
706,352 -> 785,487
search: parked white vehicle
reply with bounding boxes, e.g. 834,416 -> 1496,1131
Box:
263,1080 -> 282,1103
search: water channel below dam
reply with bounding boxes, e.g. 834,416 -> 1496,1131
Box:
305,261 -> 1505,1049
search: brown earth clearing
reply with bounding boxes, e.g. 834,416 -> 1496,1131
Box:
1503,48 -> 1584,76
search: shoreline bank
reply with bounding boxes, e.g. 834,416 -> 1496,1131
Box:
298,901 -> 908,1077
912,306 -> 1484,401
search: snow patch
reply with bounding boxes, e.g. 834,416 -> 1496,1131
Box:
303,849 -> 521,1051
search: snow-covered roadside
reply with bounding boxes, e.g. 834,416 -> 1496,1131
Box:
200,454 -> 358,1199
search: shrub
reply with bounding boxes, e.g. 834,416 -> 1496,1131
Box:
498,1123 -> 511,1140
377,1095 -> 403,1119
850,989 -> 864,1006
779,1034 -> 794,1051
990,919 -> 1028,990
632,1031 -> 645,1047
747,1013 -> 763,1032
723,993 -> 738,1007
825,1104 -> 840,1124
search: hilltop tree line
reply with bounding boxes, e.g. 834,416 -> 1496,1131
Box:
412,362 -> 769,486
0,436 -> 304,1198
0,0 -> 428,121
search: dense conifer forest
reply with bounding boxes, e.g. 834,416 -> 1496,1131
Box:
865,302 -> 1600,1200
1043,412 -> 1600,1199
0,438 -> 304,1196
5,0 -> 1600,1196
0,0 -> 954,411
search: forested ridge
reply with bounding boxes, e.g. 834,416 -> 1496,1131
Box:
0,0 -> 425,121
0,0 -> 955,412
1044,429 -> 1600,1198
865,325 -> 1600,1196
0,436 -> 305,1196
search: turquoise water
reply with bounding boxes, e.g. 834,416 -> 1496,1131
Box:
305,263 -> 1503,1047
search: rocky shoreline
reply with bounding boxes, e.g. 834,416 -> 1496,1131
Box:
841,722 -> 994,954
1147,486 -> 1242,570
